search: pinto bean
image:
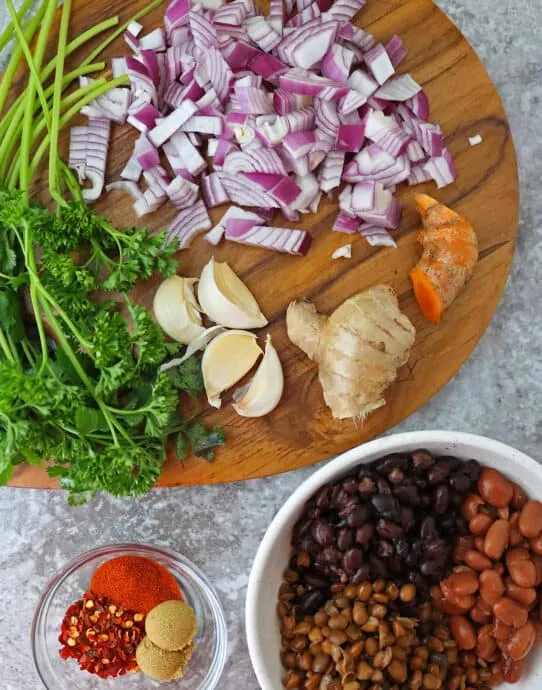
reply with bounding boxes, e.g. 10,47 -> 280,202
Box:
484,520 -> 510,561
493,597 -> 528,628
450,616 -> 476,650
462,494 -> 485,521
529,533 -> 542,555
509,512 -> 524,547
478,469 -> 513,508
464,549 -> 492,571
504,578 -> 537,607
502,657 -> 524,683
447,570 -> 479,596
476,625 -> 498,661
469,513 -> 493,536
506,549 -> 537,588
479,570 -> 505,606
518,500 -> 542,538
470,596 -> 494,625
506,621 -> 536,661
511,483 -> 528,511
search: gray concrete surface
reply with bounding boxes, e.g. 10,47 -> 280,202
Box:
0,1 -> 540,688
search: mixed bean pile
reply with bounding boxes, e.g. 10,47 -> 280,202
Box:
278,452 -> 542,689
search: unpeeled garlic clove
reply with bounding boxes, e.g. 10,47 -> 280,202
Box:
232,334 -> 284,418
202,330 -> 263,408
153,276 -> 205,345
198,258 -> 268,329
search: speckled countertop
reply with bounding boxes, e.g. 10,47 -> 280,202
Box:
0,1 -> 541,688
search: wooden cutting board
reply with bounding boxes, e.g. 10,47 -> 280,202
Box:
9,0 -> 519,489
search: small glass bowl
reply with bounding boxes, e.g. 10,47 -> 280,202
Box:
32,543 -> 227,690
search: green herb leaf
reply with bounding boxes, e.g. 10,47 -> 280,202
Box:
188,422 -> 226,462
74,406 -> 108,434
167,355 -> 204,398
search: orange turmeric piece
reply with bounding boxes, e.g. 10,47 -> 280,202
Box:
410,194 -> 478,324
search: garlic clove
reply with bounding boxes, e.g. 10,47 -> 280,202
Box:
153,276 -> 205,345
159,326 -> 226,373
202,330 -> 263,408
198,258 -> 268,329
232,334 -> 284,418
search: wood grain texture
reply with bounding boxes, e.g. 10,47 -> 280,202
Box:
8,0 -> 519,489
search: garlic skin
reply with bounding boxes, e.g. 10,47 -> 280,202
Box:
202,330 -> 263,408
153,276 -> 205,345
232,334 -> 284,418
198,258 -> 268,329
159,326 -> 226,373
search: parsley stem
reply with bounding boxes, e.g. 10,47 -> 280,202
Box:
49,0 -> 73,206
0,328 -> 16,365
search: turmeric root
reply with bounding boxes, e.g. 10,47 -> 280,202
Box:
286,285 -> 416,420
410,194 -> 478,324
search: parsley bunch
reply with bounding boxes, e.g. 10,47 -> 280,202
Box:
0,1 -> 225,500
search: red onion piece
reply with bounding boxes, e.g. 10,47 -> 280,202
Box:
333,210 -> 359,233
165,199 -> 212,248
225,223 -> 312,255
385,35 -> 407,68
359,223 -> 397,247
201,172 -> 230,207
363,43 -> 395,85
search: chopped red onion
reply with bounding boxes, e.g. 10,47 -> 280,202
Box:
268,0 -> 284,33
375,74 -> 422,102
363,43 -> 395,85
225,223 -> 312,255
287,3 -> 321,27
127,20 -> 143,37
245,16 -> 282,51
336,123 -> 365,152
321,43 -> 354,83
351,180 -> 376,212
359,223 -> 397,247
326,0 -> 366,22
106,180 -> 144,201
408,164 -> 432,185
282,129 -> 316,158
127,103 -> 161,132
347,69 -> 378,102
277,20 -> 338,70
333,210 -> 359,233
358,183 -> 401,229
319,149 -> 344,191
234,85 -> 274,114
201,172 -> 229,207
148,100 -> 198,147
315,98 -> 339,139
214,1 -> 247,25
364,109 -> 411,157
166,175 -> 199,209
219,171 -> 280,207
423,148 -> 456,188
165,0 -> 190,33
338,24 -> 375,51
385,35 -> 407,68
189,9 -> 217,51
405,90 -> 430,120
165,199 -> 212,248
120,155 -> 143,182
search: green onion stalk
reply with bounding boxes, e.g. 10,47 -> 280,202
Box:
0,0 -> 226,497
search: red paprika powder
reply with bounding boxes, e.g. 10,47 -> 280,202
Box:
90,556 -> 183,615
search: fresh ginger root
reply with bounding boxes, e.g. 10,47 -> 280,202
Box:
410,194 -> 478,324
286,285 -> 416,420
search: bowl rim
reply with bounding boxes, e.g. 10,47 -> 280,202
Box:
245,430 -> 541,689
31,542 -> 228,690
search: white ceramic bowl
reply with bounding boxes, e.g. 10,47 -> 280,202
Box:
246,431 -> 542,690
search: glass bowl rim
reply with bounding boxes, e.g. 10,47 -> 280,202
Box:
31,542 -> 228,690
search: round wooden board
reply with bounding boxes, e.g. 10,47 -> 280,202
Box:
9,0 -> 519,489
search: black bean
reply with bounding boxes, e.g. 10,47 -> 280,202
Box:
420,555 -> 448,577
343,548 -> 363,575
293,516 -> 312,541
414,477 -> 428,490
388,468 -> 405,485
338,498 -> 361,518
411,449 -> 435,471
337,528 -> 354,552
371,494 -> 400,519
393,483 -> 420,506
358,476 -> 376,497
332,488 -> 351,509
400,507 -> 415,533
298,590 -> 328,615
314,486 -> 331,509
427,460 -> 451,485
351,564 -> 370,585
375,453 -> 410,475
389,553 -> 402,573
449,472 -> 472,493
303,571 -> 330,588
312,520 -> 335,547
369,555 -> 388,579
355,524 -> 374,545
441,516 -> 456,532
395,537 -> 410,559
376,519 -> 403,539
456,516 -> 469,536
341,476 -> 359,495
424,538 -> 448,560
439,455 -> 462,472
405,542 -> 421,567
326,565 -> 348,583
376,540 -> 394,559
434,485 -> 450,514
298,537 -> 320,557
463,459 -> 481,481
344,504 -> 369,527
318,547 -> 341,565
420,515 -> 438,541
376,476 -> 392,495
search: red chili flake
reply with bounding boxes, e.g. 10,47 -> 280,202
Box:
58,591 -> 145,679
